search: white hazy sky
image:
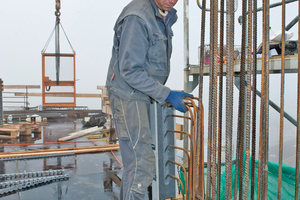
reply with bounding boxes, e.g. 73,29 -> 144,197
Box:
0,0 -> 298,116
1,0 -> 299,161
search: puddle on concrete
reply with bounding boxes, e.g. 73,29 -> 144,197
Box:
0,121 -> 122,200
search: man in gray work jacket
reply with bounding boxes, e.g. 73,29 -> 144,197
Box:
106,0 -> 190,199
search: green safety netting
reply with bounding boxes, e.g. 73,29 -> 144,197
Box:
179,158 -> 298,199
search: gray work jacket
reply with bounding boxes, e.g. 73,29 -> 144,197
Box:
105,0 -> 177,103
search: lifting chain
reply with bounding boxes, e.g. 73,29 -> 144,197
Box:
55,0 -> 61,21
55,0 -> 61,85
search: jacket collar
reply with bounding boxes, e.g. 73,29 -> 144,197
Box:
149,0 -> 178,25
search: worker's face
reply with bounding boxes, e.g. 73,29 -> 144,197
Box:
154,0 -> 178,12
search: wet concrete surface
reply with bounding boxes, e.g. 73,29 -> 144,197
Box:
0,120 -> 122,200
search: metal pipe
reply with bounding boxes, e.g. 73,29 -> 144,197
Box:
183,0 -> 190,173
285,15 -> 299,31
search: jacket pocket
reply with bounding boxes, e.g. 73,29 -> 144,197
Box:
148,32 -> 167,63
113,99 -> 130,140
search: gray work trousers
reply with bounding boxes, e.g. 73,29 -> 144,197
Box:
108,92 -> 155,200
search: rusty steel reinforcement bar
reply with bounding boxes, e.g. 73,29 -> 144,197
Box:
0,144 -> 119,156
185,102 -> 196,199
225,0 -> 235,198
278,0 -> 286,199
166,160 -> 187,200
165,129 -> 193,199
0,170 -> 65,180
244,0 -> 254,197
296,4 -> 300,199
198,0 -> 206,196
0,145 -> 120,159
250,0 -> 258,197
166,97 -> 201,200
237,0 -> 247,198
217,0 -> 225,196
166,174 -> 185,200
0,174 -> 69,198
0,152 -> 74,162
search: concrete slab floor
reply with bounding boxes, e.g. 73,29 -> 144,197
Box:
0,120 -> 122,200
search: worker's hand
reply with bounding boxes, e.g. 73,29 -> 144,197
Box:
166,91 -> 191,113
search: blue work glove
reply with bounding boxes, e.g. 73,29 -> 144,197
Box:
166,91 -> 191,113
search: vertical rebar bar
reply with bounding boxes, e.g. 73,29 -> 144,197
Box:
235,0 -> 248,198
225,0 -> 235,198
197,0 -> 206,196
277,0 -> 286,199
244,0 -> 253,197
295,2 -> 300,198
250,0 -> 257,197
206,0 -> 215,195
260,0 -> 270,198
217,0 -> 225,197
211,0 -> 219,197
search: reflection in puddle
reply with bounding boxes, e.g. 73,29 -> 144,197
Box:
0,122 -> 122,199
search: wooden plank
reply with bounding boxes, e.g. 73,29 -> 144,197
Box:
0,130 -> 19,138
97,86 -> 108,95
4,85 -> 40,89
58,126 -> 103,142
176,123 -> 183,140
0,135 -> 15,139
14,93 -> 106,98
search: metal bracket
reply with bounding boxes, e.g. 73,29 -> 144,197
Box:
189,74 -> 199,93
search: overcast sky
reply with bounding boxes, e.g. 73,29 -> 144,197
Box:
1,0 -> 298,107
0,0 -> 299,133
1,0 -> 299,160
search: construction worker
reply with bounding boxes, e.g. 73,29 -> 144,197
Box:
105,0 -> 190,199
